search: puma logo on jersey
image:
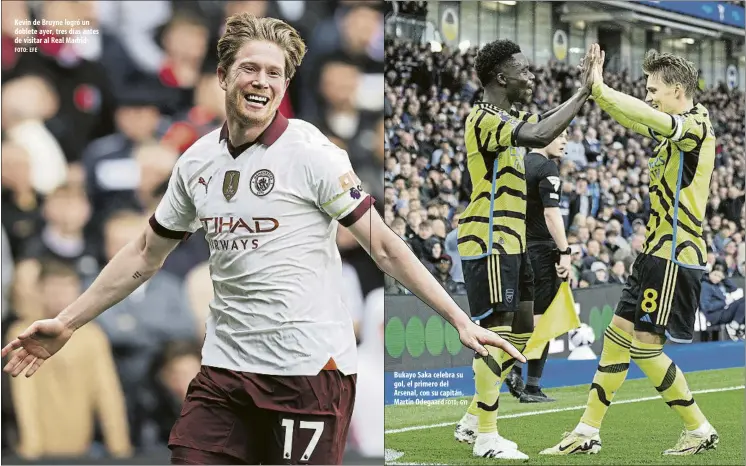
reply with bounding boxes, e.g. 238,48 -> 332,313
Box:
546,176 -> 561,192
198,176 -> 212,194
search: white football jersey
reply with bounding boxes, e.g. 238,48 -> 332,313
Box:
151,112 -> 373,376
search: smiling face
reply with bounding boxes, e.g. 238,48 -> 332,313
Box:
500,53 -> 535,104
641,50 -> 697,115
644,73 -> 681,114
218,40 -> 288,127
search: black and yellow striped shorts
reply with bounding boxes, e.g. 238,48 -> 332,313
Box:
615,253 -> 704,343
462,253 -> 534,320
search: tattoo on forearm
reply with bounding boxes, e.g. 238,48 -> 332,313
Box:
132,271 -> 143,279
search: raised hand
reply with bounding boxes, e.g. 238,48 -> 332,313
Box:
1,318 -> 74,377
578,46 -> 595,92
579,43 -> 604,92
590,44 -> 605,88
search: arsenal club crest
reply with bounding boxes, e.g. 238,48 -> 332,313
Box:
505,289 -> 515,304
223,170 -> 240,201
250,169 -> 275,196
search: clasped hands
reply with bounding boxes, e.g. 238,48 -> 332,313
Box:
578,43 -> 606,96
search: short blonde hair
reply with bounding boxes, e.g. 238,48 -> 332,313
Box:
642,49 -> 698,98
217,13 -> 306,80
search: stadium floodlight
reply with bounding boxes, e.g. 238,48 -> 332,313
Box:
458,40 -> 471,53
429,41 -> 443,53
681,38 -> 695,44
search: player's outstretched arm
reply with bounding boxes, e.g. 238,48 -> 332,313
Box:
347,209 -> 526,362
514,88 -> 590,148
592,82 -> 674,138
1,226 -> 181,378
589,45 -> 678,139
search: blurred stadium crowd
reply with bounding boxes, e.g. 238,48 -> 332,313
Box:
1,0 -> 383,461
383,38 -> 746,301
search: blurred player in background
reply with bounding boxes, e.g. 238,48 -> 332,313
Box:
452,39 -> 592,460
2,12 -> 523,466
542,44 -> 719,457
506,129 -> 571,404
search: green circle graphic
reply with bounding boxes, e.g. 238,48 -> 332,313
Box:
445,321 -> 462,355
406,317 -> 425,357
425,317 -> 444,356
385,317 -> 405,358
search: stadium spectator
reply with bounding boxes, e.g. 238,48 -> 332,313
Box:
700,264 -> 745,340
1,76 -> 68,196
1,142 -> 44,260
6,1 -> 117,164
93,211 -> 197,447
7,261 -> 131,460
565,128 -> 588,168
432,254 -> 466,295
384,38 -> 745,294
140,340 -> 202,449
81,88 -> 172,242
10,184 -> 99,323
160,73 -> 227,155
608,260 -> 627,285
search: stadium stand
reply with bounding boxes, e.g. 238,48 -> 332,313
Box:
0,1 -> 384,463
383,38 -> 745,292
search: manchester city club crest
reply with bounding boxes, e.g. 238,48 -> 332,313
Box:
250,169 -> 275,196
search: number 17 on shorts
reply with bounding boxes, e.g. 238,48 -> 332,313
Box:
273,415 -> 346,464
281,419 -> 324,462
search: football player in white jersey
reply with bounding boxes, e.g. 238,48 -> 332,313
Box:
2,13 -> 525,465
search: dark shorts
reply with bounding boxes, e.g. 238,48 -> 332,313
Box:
168,365 -> 356,465
615,254 -> 703,343
528,242 -> 562,316
462,252 -> 534,320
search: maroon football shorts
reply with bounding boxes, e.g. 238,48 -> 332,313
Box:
168,364 -> 356,465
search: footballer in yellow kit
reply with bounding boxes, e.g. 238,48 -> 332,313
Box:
542,45 -> 719,457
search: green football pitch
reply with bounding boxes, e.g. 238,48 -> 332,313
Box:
385,368 -> 745,465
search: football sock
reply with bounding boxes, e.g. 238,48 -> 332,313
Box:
526,344 -> 549,390
575,422 -> 599,437
690,421 -> 712,436
630,340 -> 708,431
578,323 -> 632,430
512,361 -> 523,376
472,327 -> 530,433
466,395 -> 480,416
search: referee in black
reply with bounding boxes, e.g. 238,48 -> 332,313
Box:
505,129 -> 572,403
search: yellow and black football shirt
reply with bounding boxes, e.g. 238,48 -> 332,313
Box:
641,104 -> 715,269
592,82 -> 714,269
457,102 -> 541,259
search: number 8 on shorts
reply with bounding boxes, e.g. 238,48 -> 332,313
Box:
640,288 -> 659,314
615,254 -> 703,343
